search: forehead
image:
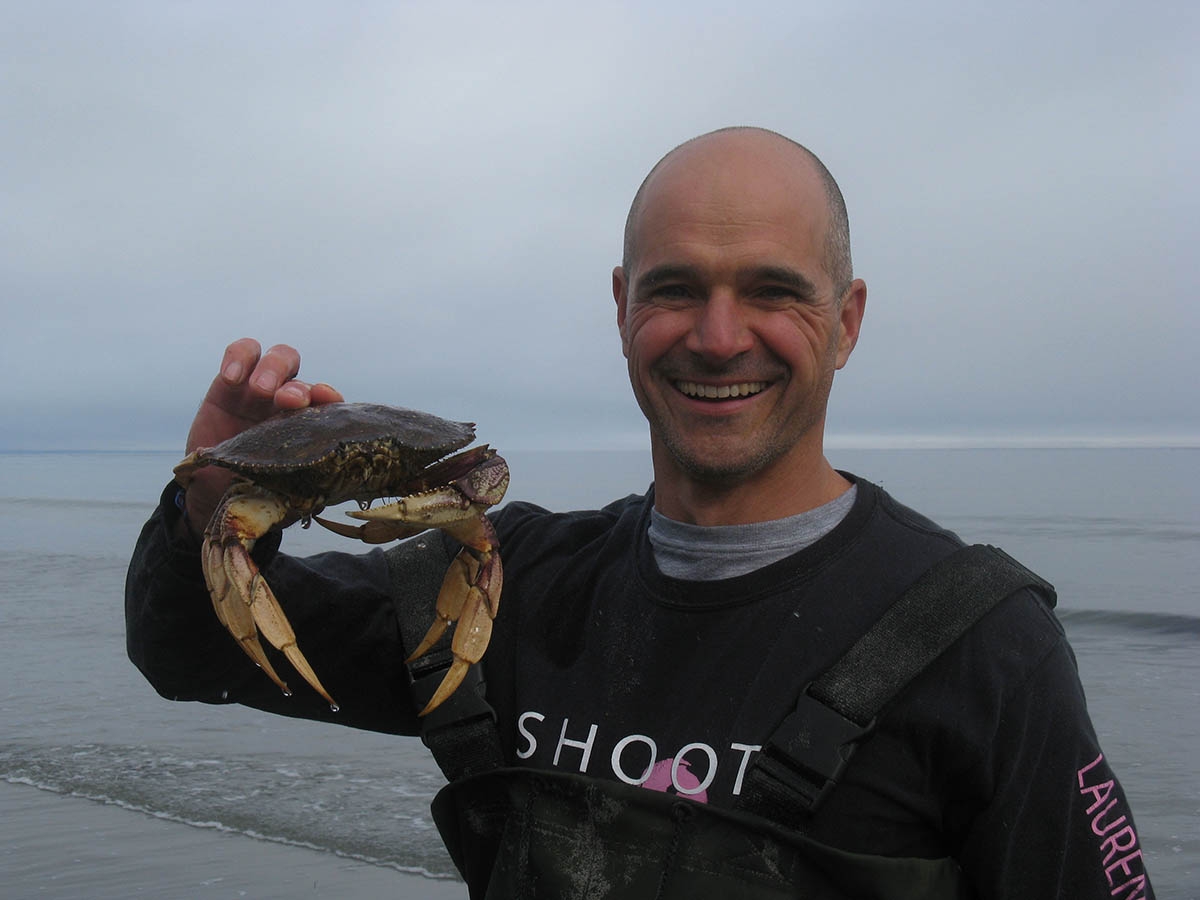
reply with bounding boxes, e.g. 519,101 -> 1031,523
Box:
629,134 -> 830,278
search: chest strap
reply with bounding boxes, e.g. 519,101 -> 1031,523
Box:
385,536 -> 505,780
736,543 -> 1055,825
390,538 -> 1054,808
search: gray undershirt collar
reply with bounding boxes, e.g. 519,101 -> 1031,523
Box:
648,484 -> 857,581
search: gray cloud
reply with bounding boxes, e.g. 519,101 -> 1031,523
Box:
3,1 -> 1197,450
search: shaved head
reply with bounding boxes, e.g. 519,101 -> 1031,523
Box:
622,127 -> 853,298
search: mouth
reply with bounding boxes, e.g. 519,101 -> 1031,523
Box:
674,380 -> 767,400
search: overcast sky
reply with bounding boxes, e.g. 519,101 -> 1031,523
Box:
3,1 -> 1196,451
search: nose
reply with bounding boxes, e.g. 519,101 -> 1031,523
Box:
684,291 -> 753,362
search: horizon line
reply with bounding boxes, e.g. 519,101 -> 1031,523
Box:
3,433 -> 1200,454
824,433 -> 1200,450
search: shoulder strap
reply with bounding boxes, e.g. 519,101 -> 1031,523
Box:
385,536 -> 505,781
737,543 -> 1055,824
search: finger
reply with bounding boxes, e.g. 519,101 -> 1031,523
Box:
201,338 -> 269,418
248,344 -> 302,398
310,382 -> 345,405
275,379 -> 313,408
218,338 -> 263,387
272,380 -> 343,409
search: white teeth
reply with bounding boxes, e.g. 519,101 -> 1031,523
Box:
676,381 -> 766,399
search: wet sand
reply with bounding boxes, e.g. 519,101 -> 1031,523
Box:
0,781 -> 467,898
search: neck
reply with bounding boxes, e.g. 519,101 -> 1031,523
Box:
651,441 -> 851,526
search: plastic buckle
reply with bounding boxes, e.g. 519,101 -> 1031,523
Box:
408,653 -> 496,737
758,684 -> 875,812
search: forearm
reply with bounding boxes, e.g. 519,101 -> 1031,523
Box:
125,482 -> 423,735
125,482 -> 267,701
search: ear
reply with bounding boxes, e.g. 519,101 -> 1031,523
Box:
835,278 -> 867,369
613,266 -> 631,357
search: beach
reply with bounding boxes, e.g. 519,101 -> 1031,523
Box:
1,781 -> 466,899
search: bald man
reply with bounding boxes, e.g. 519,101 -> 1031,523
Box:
128,129 -> 1152,898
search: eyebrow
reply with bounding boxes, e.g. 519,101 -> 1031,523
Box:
741,265 -> 820,300
636,264 -> 701,292
636,263 -> 820,300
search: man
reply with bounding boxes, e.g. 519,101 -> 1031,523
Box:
127,128 -> 1153,897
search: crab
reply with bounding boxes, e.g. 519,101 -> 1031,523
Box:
172,402 -> 508,717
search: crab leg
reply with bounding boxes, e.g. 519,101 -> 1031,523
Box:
401,513 -> 502,658
204,484 -> 339,710
413,537 -> 503,715
203,531 -> 289,694
345,453 -> 508,715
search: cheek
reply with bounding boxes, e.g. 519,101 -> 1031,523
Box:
756,314 -> 835,368
624,309 -> 690,367
627,319 -> 663,357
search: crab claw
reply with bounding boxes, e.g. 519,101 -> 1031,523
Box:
346,451 -> 508,716
203,483 -> 339,711
312,515 -> 429,545
407,540 -> 503,715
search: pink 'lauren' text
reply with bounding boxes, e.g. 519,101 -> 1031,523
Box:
1077,753 -> 1149,899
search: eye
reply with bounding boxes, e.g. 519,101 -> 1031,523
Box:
642,282 -> 698,306
753,285 -> 799,305
655,283 -> 692,298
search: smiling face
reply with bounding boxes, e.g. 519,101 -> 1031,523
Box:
614,130 -> 865,522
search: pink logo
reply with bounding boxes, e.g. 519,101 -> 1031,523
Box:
641,758 -> 709,804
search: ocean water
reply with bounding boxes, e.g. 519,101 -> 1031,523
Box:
0,447 -> 1196,897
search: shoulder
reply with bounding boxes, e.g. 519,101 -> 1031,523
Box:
856,471 -> 1066,715
923,584 -> 1066,714
849,474 -> 963,549
837,476 -> 1072,761
813,476 -> 967,608
491,492 -> 650,553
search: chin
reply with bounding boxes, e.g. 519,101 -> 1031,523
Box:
663,439 -> 781,486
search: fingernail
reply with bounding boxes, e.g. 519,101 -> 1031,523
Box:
222,361 -> 243,382
253,372 -> 278,392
